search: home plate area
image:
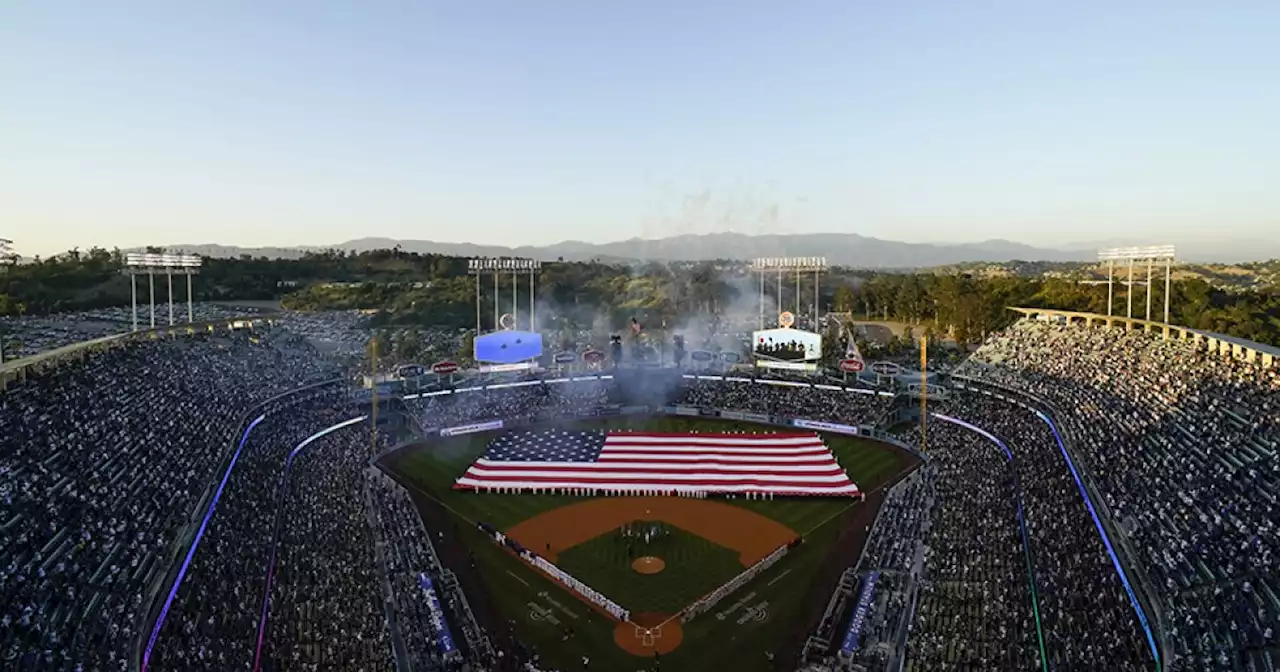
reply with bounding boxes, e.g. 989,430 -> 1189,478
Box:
497,497 -> 802,656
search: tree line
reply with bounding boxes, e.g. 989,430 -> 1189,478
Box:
2,247 -> 1278,347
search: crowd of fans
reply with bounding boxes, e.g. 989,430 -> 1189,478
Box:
957,318 -> 1279,670
678,380 -> 894,427
0,331 -> 339,670
0,303 -> 267,360
263,424 -> 392,671
11,305 -> 1277,671
367,470 -> 474,672
934,394 -> 1155,670
407,380 -> 612,430
896,418 -> 1039,671
147,390 -> 351,670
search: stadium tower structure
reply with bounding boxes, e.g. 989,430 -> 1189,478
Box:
1096,245 -> 1177,323
467,257 -> 542,334
750,256 -> 828,331
122,252 -> 202,331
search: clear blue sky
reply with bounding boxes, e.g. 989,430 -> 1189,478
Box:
2,1 -> 1278,257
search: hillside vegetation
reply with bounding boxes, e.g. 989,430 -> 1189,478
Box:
2,248 -> 1278,347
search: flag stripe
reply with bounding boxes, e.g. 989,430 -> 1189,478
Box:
599,453 -> 839,463
463,467 -> 851,480
454,430 -> 860,498
454,479 -> 860,495
468,459 -> 842,474
601,444 -> 828,456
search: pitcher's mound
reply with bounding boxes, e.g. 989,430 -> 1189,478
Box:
631,556 -> 665,575
614,612 -> 683,656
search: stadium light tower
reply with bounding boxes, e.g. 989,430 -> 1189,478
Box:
750,257 -> 828,330
467,258 -> 541,334
1097,246 -> 1176,323
123,252 -> 202,331
0,238 -> 14,363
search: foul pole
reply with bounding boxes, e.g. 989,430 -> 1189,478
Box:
370,336 -> 379,455
920,335 -> 928,453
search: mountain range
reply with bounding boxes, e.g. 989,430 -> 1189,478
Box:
149,233 -> 1280,267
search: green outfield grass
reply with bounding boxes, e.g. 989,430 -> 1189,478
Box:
381,415 -> 917,672
555,522 -> 745,614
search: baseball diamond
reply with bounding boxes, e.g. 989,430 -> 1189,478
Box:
380,414 -> 919,671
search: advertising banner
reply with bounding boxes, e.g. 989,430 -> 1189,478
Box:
440,419 -> 504,437
793,418 -> 859,436
741,412 -> 771,424
675,405 -> 700,417
719,410 -> 745,421
477,362 -> 535,373
417,574 -> 459,656
840,571 -> 880,654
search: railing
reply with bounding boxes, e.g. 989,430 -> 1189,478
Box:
951,374 -> 1168,670
134,377 -> 344,671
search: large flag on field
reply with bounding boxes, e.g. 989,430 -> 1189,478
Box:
453,429 -> 859,497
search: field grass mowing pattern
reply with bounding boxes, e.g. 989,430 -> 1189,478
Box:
554,522 -> 745,614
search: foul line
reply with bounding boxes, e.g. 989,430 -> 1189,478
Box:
799,460 -> 920,538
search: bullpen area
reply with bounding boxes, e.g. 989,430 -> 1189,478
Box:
379,416 -> 918,672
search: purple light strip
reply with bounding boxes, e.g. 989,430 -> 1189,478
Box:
252,416 -> 368,671
142,413 -> 267,672
1036,410 -> 1159,666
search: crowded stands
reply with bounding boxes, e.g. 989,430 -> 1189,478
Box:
8,303 -> 1279,671
957,318 -> 1279,670
0,331 -> 339,670
896,418 -> 1039,671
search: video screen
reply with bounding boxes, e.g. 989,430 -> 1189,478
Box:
752,328 -> 821,362
474,330 -> 544,364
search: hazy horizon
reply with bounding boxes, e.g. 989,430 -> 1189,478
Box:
4,2 -> 1278,258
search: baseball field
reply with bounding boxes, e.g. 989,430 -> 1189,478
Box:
379,416 -> 918,672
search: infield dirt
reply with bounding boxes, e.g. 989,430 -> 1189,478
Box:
505,496 -> 799,565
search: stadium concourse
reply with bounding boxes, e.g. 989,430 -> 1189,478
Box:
0,309 -> 1276,671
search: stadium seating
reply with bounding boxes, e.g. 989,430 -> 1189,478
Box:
0,332 -> 338,670
957,319 -> 1280,670
7,309 -> 1275,672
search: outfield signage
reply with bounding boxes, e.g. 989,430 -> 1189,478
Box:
675,405 -> 700,417
417,574 -> 459,656
719,410 -> 745,421
478,362 -> 534,373
441,419 -> 504,436
839,359 -> 864,373
869,361 -> 902,376
793,418 -> 859,436
840,571 -> 880,654
741,412 -> 771,424
431,360 -> 459,375
757,359 -> 818,372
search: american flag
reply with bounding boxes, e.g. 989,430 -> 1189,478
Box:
453,429 -> 860,497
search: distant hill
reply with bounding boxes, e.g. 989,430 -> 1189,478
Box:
150,233 -> 1087,268
147,232 -> 1280,267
